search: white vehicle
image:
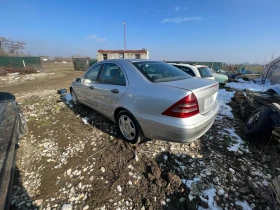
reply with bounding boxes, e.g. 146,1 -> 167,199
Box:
170,63 -> 215,80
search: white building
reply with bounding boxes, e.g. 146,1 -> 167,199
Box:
97,49 -> 149,61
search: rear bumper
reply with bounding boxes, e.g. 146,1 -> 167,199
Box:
137,100 -> 219,143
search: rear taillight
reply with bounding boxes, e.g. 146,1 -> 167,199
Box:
162,93 -> 199,118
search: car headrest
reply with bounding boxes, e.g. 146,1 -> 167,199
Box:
110,68 -> 118,77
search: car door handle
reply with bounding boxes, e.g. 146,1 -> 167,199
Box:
89,86 -> 94,90
111,89 -> 119,94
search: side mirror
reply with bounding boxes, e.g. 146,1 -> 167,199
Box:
74,78 -> 81,83
0,92 -> 16,102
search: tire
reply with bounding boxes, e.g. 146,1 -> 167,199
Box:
71,89 -> 80,105
244,106 -> 273,136
117,110 -> 144,144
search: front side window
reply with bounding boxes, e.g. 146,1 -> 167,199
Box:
198,67 -> 213,78
133,61 -> 191,82
99,63 -> 126,85
84,64 -> 102,81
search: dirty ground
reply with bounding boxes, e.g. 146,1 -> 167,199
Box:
2,64 -> 280,210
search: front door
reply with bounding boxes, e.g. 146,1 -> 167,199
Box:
79,64 -> 103,107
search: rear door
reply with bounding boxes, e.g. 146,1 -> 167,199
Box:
93,62 -> 128,118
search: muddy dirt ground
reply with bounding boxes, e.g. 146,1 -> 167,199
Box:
2,64 -> 280,210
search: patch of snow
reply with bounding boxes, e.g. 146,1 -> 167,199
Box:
224,128 -> 249,152
218,89 -> 235,119
181,177 -> 200,189
226,78 -> 271,92
235,200 -> 252,210
82,117 -> 89,124
199,188 -> 222,210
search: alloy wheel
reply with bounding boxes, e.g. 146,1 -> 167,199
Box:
119,115 -> 136,141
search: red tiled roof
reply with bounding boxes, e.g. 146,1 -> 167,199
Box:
98,49 -> 147,54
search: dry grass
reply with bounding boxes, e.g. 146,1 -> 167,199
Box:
42,62 -> 74,72
245,65 -> 264,73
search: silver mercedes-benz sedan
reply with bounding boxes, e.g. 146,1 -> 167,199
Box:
70,59 -> 219,144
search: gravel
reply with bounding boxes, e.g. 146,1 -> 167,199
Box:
9,85 -> 280,210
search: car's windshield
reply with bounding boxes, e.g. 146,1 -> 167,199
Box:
132,61 -> 192,82
198,67 -> 213,78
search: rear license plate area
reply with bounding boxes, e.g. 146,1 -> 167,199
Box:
204,92 -> 217,109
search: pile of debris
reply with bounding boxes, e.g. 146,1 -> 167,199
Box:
0,66 -> 38,76
269,178 -> 280,209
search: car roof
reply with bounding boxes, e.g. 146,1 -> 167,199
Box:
195,65 -> 208,68
170,63 -> 194,68
170,63 -> 209,68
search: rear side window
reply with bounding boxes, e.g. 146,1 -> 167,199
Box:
198,67 -> 213,78
84,64 -> 102,81
175,65 -> 196,77
99,63 -> 126,86
133,61 -> 191,82
115,70 -> 126,86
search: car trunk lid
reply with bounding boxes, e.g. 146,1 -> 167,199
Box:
158,78 -> 219,114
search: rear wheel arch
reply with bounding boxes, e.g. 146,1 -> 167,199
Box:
114,107 -> 125,122
114,108 -> 146,144
114,107 -> 140,124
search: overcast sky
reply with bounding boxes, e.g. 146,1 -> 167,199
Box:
1,0 -> 280,63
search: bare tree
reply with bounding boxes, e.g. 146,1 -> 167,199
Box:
262,51 -> 280,84
0,37 -> 26,55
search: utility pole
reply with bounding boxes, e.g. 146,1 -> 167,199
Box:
123,21 -> 126,50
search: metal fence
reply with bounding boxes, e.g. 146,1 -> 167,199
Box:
0,56 -> 42,68
72,58 -> 97,71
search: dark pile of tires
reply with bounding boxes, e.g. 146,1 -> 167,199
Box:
244,106 -> 273,136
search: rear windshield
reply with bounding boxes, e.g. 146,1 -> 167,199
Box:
198,67 -> 213,78
132,61 -> 192,82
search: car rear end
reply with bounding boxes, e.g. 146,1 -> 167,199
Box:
154,79 -> 219,143
130,61 -> 219,143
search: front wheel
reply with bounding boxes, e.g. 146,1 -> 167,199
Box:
71,89 -> 80,105
244,106 -> 273,136
117,110 -> 144,144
